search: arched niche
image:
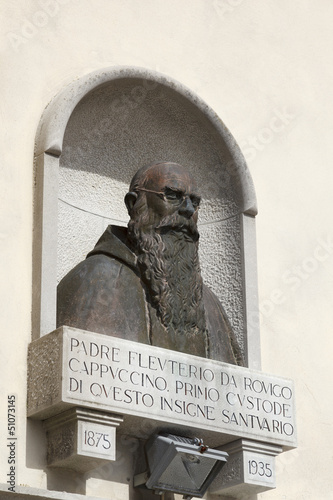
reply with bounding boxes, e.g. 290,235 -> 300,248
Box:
33,66 -> 260,369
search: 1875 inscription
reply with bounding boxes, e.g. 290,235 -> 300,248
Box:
61,329 -> 296,447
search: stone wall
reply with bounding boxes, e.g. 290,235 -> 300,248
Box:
1,1 -> 333,499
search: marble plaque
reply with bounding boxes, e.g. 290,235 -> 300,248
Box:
28,326 -> 297,449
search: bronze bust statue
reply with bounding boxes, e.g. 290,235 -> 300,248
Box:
57,162 -> 244,365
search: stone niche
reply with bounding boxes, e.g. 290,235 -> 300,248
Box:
29,67 -> 294,499
32,66 -> 259,369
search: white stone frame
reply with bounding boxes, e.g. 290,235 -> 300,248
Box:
32,66 -> 260,369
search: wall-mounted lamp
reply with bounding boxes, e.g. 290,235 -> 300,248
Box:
134,433 -> 228,499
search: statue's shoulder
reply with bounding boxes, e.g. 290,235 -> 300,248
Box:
56,227 -> 149,343
57,252 -> 141,317
202,283 -> 230,331
58,223 -> 139,288
203,284 -> 244,366
87,225 -> 137,270
58,252 -> 131,292
59,224 -> 138,285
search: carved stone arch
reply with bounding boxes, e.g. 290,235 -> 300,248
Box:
33,66 -> 260,368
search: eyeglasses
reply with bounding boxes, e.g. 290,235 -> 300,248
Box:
136,187 -> 201,210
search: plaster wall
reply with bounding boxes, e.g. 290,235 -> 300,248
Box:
1,1 -> 332,499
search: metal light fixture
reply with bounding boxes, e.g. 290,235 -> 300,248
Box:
134,433 -> 228,499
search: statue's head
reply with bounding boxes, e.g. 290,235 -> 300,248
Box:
125,162 -> 201,239
124,162 -> 207,353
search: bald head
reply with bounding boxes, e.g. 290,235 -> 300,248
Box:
129,162 -> 197,192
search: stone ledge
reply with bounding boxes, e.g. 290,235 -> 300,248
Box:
27,326 -> 297,449
0,484 -> 101,500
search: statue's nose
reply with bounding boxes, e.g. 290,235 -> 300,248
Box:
178,197 -> 195,218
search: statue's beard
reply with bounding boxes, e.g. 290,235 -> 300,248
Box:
128,210 -> 208,353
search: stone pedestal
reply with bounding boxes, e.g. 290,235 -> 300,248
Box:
210,439 -> 283,497
27,326 -> 297,493
27,326 -> 296,450
44,407 -> 123,472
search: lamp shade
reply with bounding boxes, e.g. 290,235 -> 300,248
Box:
144,434 -> 228,498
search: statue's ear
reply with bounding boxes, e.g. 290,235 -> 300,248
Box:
124,191 -> 138,215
